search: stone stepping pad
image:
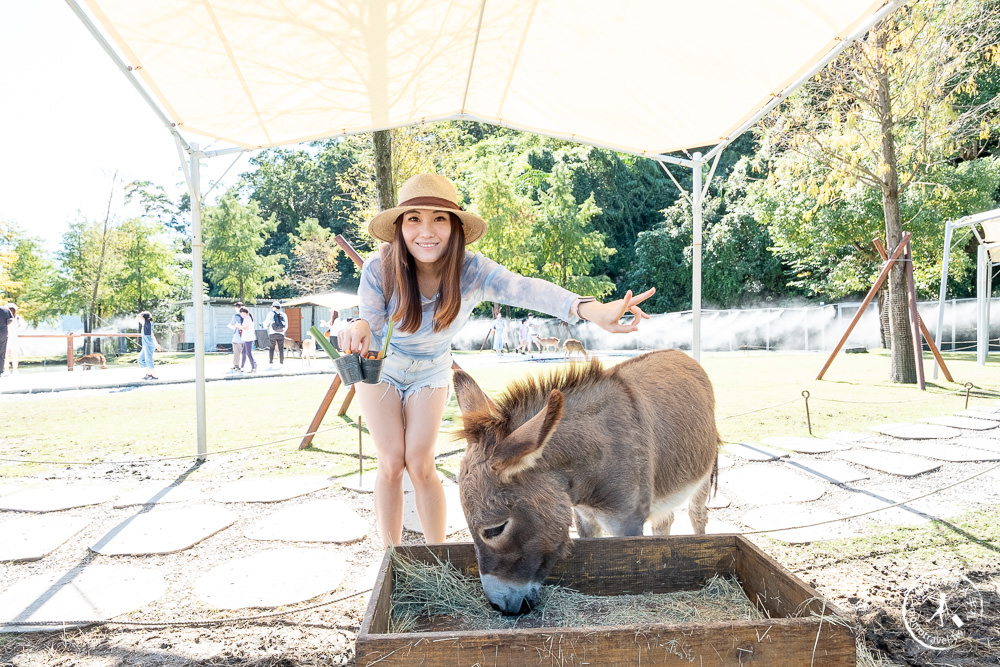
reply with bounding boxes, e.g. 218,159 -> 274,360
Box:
964,405 -> 1000,417
955,438 -> 1000,454
719,464 -> 825,505
783,459 -> 868,484
0,482 -> 31,498
869,423 -> 960,440
0,515 -> 91,563
193,548 -> 346,610
837,450 -> 940,477
114,483 -> 203,508
889,441 -> 1000,462
339,469 -> 441,494
721,443 -> 788,461
0,484 -> 118,513
403,482 -> 468,536
0,564 -> 165,632
90,506 -> 237,556
836,494 -> 957,527
740,506 -> 856,544
824,431 -> 879,444
920,415 -> 997,431
245,499 -> 369,543
953,410 -> 1000,421
212,476 -> 331,503
762,436 -> 850,454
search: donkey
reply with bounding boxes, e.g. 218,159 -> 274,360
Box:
454,349 -> 720,614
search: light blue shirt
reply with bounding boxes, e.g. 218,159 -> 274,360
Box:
359,251 -> 581,360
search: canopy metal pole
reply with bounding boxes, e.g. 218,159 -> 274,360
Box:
932,221 -> 953,380
188,143 -> 208,461
691,152 -> 703,361
977,245 -> 988,365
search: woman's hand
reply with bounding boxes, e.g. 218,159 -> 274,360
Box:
339,319 -> 372,355
579,287 -> 656,333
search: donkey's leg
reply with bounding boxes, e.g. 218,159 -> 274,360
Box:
650,512 -> 675,536
573,508 -> 601,538
687,476 -> 713,535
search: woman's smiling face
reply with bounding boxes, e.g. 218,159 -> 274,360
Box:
400,209 -> 453,265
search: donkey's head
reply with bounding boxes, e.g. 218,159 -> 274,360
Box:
454,369 -> 574,615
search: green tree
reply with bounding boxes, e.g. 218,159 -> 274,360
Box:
288,218 -> 341,295
0,221 -> 21,299
0,223 -> 57,323
54,218 -> 121,349
703,161 -> 788,307
108,216 -> 180,313
533,159 -> 615,297
757,0 -> 1000,383
751,157 -> 1000,301
468,158 -> 538,276
202,192 -> 285,303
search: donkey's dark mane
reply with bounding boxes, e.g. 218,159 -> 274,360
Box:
457,360 -> 607,446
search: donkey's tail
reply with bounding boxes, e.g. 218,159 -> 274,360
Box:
709,432 -> 723,499
710,454 -> 719,499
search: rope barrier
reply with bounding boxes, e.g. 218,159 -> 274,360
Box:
0,587 -> 372,629
741,460 -> 1000,536
0,422 -> 363,466
719,397 -> 800,420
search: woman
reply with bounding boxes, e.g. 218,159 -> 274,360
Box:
339,173 -> 654,547
137,311 -> 161,380
238,306 -> 257,372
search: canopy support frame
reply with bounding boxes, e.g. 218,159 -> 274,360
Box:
934,208 -> 1000,376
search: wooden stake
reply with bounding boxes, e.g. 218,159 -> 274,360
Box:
873,238 -> 953,383
817,232 -> 910,380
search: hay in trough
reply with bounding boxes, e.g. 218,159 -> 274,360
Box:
388,550 -> 767,633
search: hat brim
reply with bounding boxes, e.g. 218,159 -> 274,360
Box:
368,206 -> 486,245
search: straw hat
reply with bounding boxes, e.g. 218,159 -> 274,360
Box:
367,173 -> 486,244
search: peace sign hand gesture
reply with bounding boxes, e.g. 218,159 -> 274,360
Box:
579,287 -> 656,334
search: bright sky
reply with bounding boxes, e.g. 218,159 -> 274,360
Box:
0,2 -> 252,254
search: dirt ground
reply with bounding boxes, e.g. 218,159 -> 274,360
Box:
2,448 -> 1000,665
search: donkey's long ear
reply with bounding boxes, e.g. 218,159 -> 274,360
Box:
492,389 -> 564,482
453,369 -> 498,416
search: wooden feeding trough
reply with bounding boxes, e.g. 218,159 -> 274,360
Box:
357,534 -> 854,666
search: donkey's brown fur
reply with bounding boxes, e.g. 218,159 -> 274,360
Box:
455,349 -> 720,614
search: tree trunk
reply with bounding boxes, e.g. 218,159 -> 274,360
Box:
875,54 -> 916,384
373,130 -> 395,212
88,178 -> 116,355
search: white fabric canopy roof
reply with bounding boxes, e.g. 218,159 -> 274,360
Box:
80,0 -> 890,158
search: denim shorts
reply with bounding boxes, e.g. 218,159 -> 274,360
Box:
378,351 -> 453,404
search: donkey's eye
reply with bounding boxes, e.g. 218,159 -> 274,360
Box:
482,522 -> 508,540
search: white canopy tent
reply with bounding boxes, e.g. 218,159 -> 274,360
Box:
67,0 -> 903,459
934,208 -> 1000,373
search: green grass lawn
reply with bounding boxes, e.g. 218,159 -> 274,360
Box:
3,349 -> 998,482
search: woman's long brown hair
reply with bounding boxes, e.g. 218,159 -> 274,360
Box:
382,213 -> 466,333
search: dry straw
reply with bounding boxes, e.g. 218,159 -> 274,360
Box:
388,550 -> 766,634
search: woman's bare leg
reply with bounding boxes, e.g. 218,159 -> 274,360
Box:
357,383 -> 406,547
402,387 -> 449,543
